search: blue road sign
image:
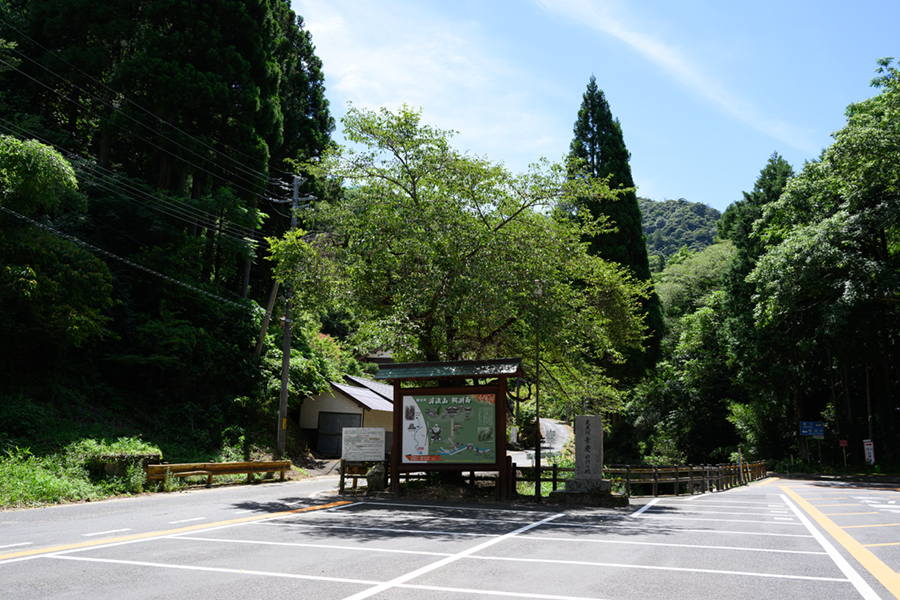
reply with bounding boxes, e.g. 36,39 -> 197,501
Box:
799,421 -> 824,436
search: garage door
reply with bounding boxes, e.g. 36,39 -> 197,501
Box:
317,412 -> 362,456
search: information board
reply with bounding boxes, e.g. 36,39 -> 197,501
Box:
342,428 -> 385,461
799,421 -> 824,437
401,393 -> 496,464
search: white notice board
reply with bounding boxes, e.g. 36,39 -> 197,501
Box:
342,428 -> 385,461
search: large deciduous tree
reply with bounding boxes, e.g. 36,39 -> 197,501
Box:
269,105 -> 650,410
569,75 -> 663,379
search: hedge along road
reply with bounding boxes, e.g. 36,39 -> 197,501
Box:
1,476 -> 898,600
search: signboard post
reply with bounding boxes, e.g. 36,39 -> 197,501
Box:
401,393 -> 497,465
342,428 -> 385,462
377,358 -> 522,499
799,421 -> 824,463
839,439 -> 848,468
863,439 -> 875,465
340,428 -> 385,493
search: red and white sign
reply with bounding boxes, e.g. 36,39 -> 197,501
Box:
863,439 -> 875,465
839,440 -> 848,447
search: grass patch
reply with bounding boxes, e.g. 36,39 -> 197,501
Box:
0,436 -> 161,509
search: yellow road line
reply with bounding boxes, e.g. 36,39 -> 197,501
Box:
752,478 -> 781,486
0,500 -> 352,562
823,513 -> 879,516
782,486 -> 900,598
816,503 -> 863,507
867,543 -> 900,548
843,523 -> 900,529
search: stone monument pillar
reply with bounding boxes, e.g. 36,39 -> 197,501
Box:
565,415 -> 608,493
548,414 -> 627,506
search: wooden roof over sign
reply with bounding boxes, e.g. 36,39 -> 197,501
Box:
374,357 -> 524,382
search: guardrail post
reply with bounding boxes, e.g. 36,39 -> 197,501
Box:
653,466 -> 659,497
626,465 -> 631,497
552,464 -> 559,491
674,465 -> 680,496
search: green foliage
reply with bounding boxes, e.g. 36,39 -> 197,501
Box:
0,135 -> 79,215
0,448 -> 100,508
640,197 -> 722,261
280,104 -> 649,410
0,436 -> 160,508
654,242 -> 737,320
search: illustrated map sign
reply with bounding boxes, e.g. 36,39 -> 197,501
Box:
401,393 -> 496,464
799,421 -> 824,437
342,428 -> 385,461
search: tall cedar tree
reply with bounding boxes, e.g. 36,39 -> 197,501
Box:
569,75 -> 663,379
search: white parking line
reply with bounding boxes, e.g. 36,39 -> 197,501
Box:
177,536 -> 452,557
325,511 -> 532,525
782,494 -> 882,600
48,554 -> 379,586
399,582 -> 604,600
0,543 -> 32,549
468,554 -> 851,583
338,512 -> 564,600
546,521 -> 813,537
634,514 -> 804,525
82,529 -> 132,537
167,517 -> 206,524
516,536 -> 826,555
630,498 -> 659,516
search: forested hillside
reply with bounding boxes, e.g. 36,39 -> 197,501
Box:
639,197 -> 721,262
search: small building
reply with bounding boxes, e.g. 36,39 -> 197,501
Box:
300,376 -> 394,457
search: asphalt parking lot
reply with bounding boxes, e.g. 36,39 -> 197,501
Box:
2,478 -> 898,600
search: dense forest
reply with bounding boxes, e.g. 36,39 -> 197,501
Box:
1,0 -> 898,482
0,0 -> 352,462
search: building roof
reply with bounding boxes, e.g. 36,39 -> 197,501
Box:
331,381 -> 393,412
344,375 -> 394,401
374,358 -> 524,382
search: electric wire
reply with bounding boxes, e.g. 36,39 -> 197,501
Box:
0,52 -> 280,202
0,35 -> 276,191
0,117 -> 269,246
0,15 -> 296,182
0,205 -> 263,315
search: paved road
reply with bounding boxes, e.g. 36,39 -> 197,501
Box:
2,476 -> 899,599
509,418 -> 571,466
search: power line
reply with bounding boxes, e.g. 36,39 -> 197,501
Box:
0,52 -> 277,201
0,15 -> 294,184
0,205 -> 263,315
0,117 -> 269,246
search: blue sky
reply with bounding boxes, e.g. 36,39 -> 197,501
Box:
292,0 -> 897,213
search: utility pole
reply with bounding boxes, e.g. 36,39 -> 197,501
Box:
269,175 -> 314,457
534,322 -> 541,501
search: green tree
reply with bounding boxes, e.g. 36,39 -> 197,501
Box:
745,59 -> 900,462
0,137 -> 112,385
0,135 -> 79,215
569,75 -> 663,378
716,153 -> 797,460
270,104 -> 650,410
617,244 -> 740,464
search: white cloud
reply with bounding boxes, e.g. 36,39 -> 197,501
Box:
535,0 -> 817,154
293,0 -> 570,170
